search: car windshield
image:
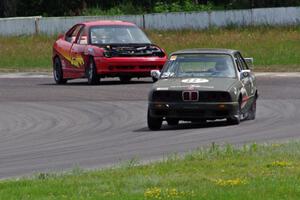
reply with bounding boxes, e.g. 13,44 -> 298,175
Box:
161,54 -> 236,78
90,25 -> 151,45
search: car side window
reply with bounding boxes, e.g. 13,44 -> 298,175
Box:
65,25 -> 83,43
234,54 -> 242,72
77,26 -> 88,45
237,53 -> 249,70
235,53 -> 249,71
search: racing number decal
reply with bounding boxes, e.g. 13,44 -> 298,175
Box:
181,78 -> 209,84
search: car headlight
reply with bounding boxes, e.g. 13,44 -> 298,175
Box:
103,51 -> 112,58
232,87 -> 237,95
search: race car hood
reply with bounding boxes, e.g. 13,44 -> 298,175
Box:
93,43 -> 165,57
153,77 -> 238,92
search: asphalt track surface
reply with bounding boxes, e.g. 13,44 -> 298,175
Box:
1,73 -> 300,179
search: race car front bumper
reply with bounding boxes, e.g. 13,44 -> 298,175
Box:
148,102 -> 239,120
94,56 -> 167,77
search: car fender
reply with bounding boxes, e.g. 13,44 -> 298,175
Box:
84,46 -> 104,57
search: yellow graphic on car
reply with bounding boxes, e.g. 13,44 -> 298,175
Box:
59,49 -> 84,68
71,56 -> 85,68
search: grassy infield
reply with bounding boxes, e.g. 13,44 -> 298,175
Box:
1,143 -> 300,199
1,27 -> 300,199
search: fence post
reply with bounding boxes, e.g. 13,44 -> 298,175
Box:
142,14 -> 145,29
208,11 -> 211,29
34,16 -> 42,35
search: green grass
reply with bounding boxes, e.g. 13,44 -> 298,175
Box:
1,142 -> 300,199
147,26 -> 300,71
1,26 -> 300,72
0,35 -> 56,72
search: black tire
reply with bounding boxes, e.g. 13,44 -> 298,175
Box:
53,57 -> 67,84
119,76 -> 131,83
147,109 -> 162,131
227,101 -> 241,125
167,119 -> 179,126
192,119 -> 206,124
87,57 -> 100,85
246,97 -> 257,120
152,77 -> 158,83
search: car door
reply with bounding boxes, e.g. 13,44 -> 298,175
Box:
239,53 -> 256,96
70,26 -> 89,77
235,53 -> 253,112
62,24 -> 84,78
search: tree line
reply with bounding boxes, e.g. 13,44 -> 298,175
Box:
1,0 -> 300,17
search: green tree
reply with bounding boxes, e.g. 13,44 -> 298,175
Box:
0,0 -> 17,17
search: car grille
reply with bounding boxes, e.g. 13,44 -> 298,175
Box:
139,65 -> 164,69
152,91 -> 182,102
152,91 -> 231,102
109,65 -> 163,70
199,91 -> 231,102
153,109 -> 229,118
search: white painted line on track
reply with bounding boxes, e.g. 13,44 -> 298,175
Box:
255,72 -> 300,77
0,73 -> 52,78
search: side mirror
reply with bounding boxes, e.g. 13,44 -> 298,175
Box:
150,70 -> 161,82
240,69 -> 251,79
244,58 -> 254,70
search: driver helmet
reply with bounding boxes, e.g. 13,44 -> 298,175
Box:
215,60 -> 228,71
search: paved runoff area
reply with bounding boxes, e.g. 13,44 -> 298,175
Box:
0,73 -> 300,179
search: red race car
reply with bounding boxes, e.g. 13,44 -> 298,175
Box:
52,20 -> 167,84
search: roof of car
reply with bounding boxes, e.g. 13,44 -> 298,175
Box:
171,48 -> 238,55
82,20 -> 136,27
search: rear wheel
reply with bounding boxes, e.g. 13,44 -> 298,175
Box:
119,76 -> 131,83
147,109 -> 162,130
87,57 -> 100,85
53,57 -> 67,84
167,119 -> 179,126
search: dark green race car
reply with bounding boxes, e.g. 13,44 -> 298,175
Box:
147,49 -> 258,130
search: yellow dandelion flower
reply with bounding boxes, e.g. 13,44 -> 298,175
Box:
271,143 -> 282,147
144,187 -> 161,199
269,161 -> 292,167
214,178 -> 247,186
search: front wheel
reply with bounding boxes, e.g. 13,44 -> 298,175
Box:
53,57 -> 67,84
152,77 -> 158,83
119,76 -> 131,83
87,57 -> 100,85
167,119 -> 179,126
147,109 -> 162,131
246,97 -> 257,120
227,102 -> 241,125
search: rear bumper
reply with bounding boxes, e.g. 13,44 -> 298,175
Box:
148,102 -> 239,120
94,56 -> 167,77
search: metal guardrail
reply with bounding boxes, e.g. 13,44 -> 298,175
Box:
0,7 -> 300,36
